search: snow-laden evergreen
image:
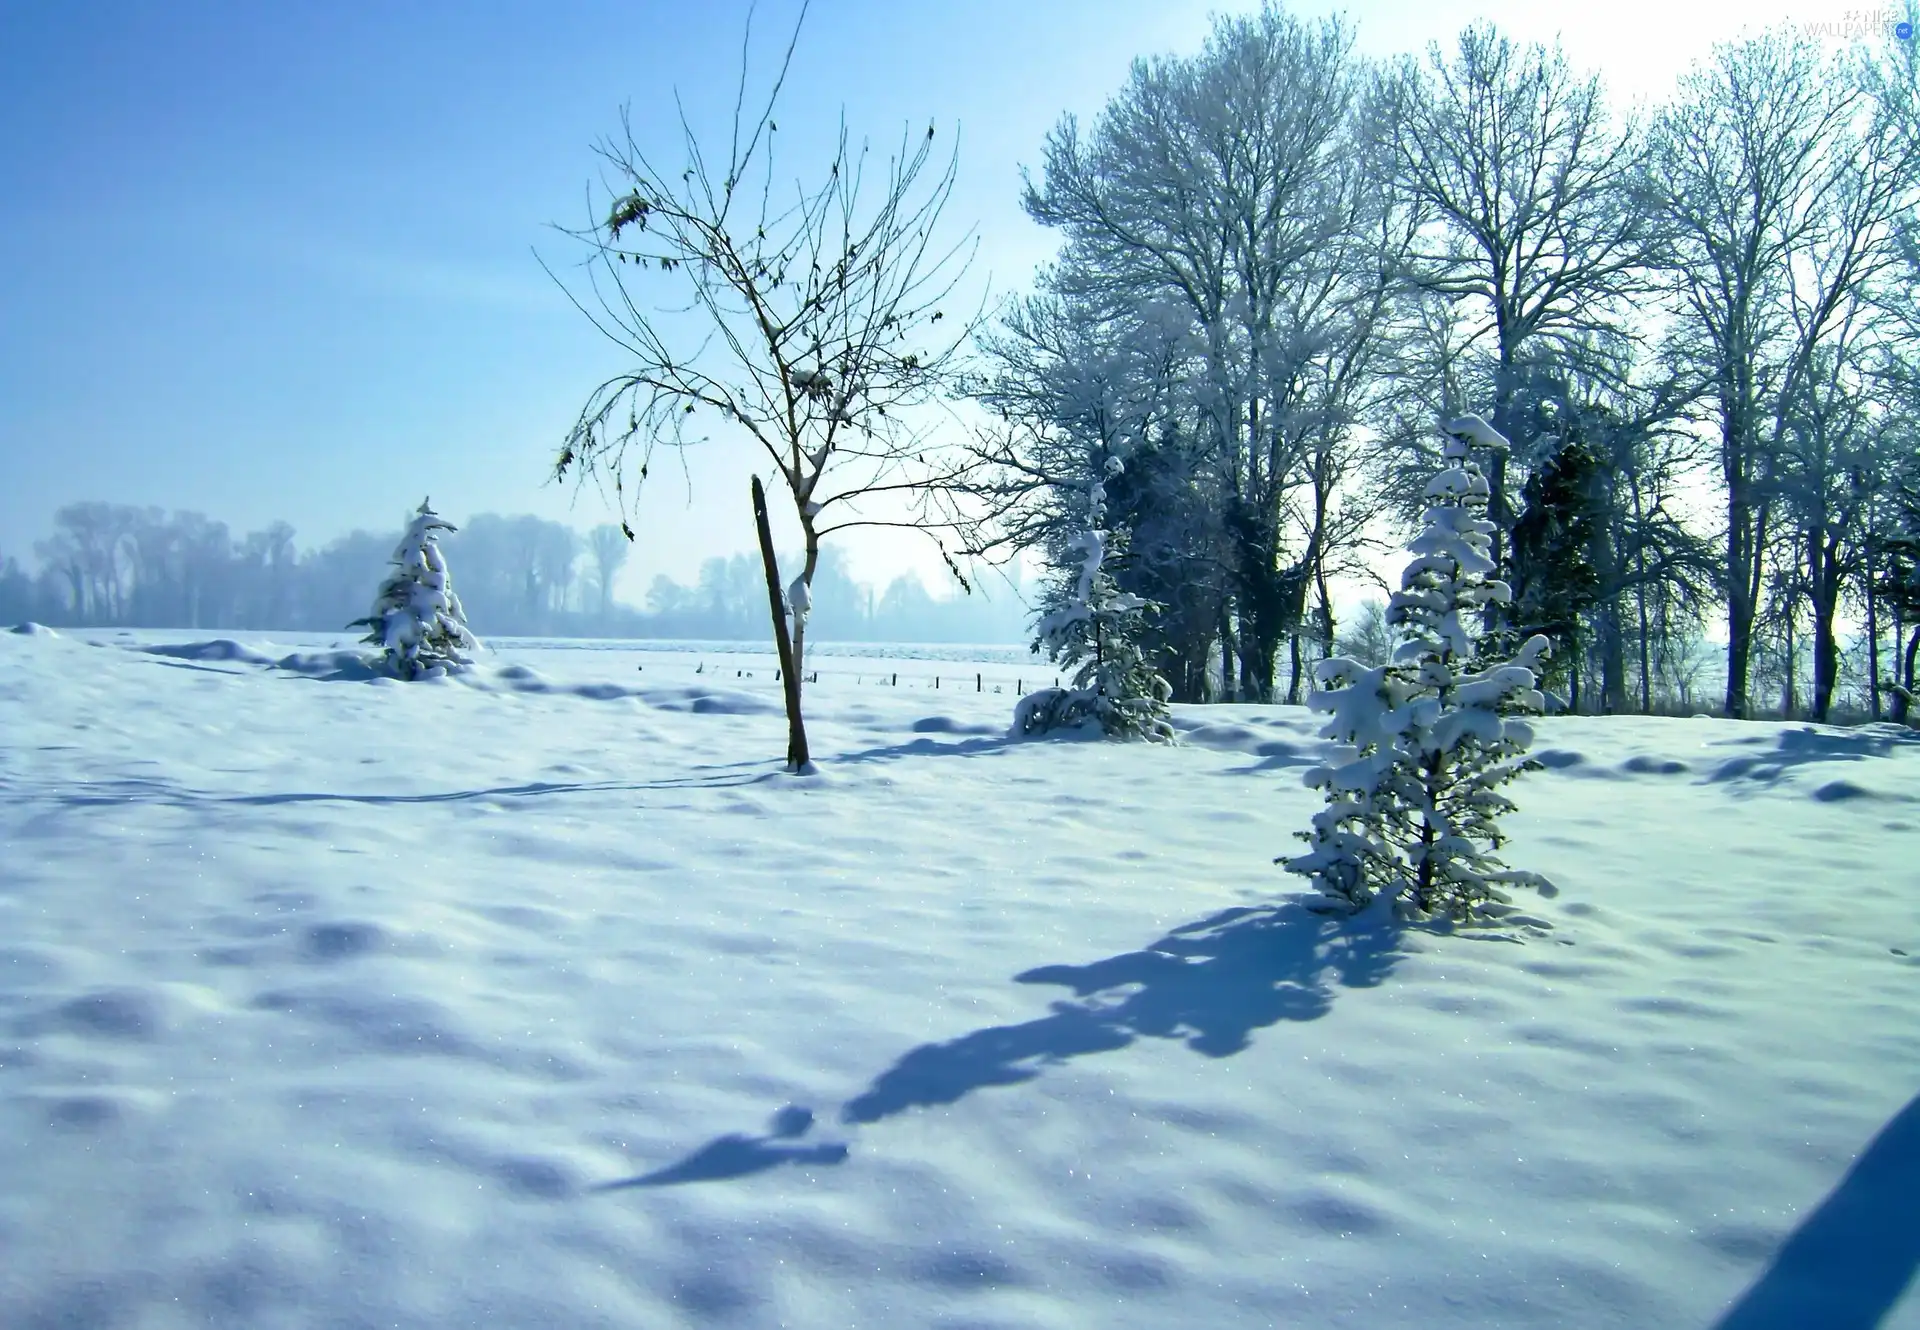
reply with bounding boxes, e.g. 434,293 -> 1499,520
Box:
1015,458 -> 1175,743
1284,421 -> 1555,921
348,498 -> 481,680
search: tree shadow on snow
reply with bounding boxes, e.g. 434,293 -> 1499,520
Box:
823,733 -> 1021,767
38,770 -> 779,809
1706,726 -> 1915,786
607,901 -> 1406,1189
1710,1090 -> 1920,1330
592,1107 -> 848,1190
839,901 -> 1402,1124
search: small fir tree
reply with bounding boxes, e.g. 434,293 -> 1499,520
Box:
349,498 -> 481,680
1283,417 -> 1556,922
1015,459 -> 1176,743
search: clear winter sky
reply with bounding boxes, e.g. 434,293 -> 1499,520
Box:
0,0 -> 1895,604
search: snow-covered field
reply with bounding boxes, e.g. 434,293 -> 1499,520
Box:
3,624 -> 1916,1329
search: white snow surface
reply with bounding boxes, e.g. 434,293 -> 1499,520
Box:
4,627 -> 1919,1329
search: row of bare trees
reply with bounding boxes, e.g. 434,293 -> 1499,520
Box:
3,503 -> 620,634
956,6 -> 1920,723
1,500 -> 1019,643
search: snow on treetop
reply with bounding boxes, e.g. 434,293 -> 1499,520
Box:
1424,466 -> 1489,500
1441,413 -> 1510,451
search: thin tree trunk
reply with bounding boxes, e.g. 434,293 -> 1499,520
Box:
1636,579 -> 1653,715
1219,607 -> 1237,702
1724,430 -> 1760,718
1782,603 -> 1797,721
1865,532 -> 1882,721
751,476 -> 809,771
1901,630 -> 1920,724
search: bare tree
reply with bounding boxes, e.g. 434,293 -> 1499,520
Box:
1648,31 -> 1918,717
1378,24 -> 1651,603
586,522 -> 630,620
548,3 -> 979,770
1013,5 -> 1395,700
537,523 -> 581,616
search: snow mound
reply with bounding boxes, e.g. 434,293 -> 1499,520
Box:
641,685 -> 784,716
493,664 -> 552,693
567,682 -> 639,701
1176,722 -> 1302,760
8,622 -> 58,636
463,665 -> 643,702
909,715 -> 1001,736
141,639 -> 276,666
1812,779 -> 1881,803
273,650 -> 383,681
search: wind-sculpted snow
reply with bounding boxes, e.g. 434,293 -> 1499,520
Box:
1,628 -> 1918,1329
140,638 -> 279,665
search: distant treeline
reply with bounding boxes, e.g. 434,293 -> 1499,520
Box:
1,502 -> 1032,643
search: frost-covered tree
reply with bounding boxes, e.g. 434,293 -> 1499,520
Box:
1015,459 -> 1175,743
349,498 -> 481,680
1283,417 -> 1556,921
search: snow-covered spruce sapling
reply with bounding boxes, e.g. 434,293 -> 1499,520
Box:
348,498 -> 481,680
1283,418 -> 1556,922
1015,458 -> 1175,743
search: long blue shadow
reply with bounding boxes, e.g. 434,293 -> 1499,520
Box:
39,771 -> 774,809
603,902 -> 1404,1189
593,1107 -> 846,1189
841,901 -> 1403,1125
1707,726 -> 1915,785
1713,1091 -> 1920,1330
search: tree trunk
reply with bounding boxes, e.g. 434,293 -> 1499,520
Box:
1781,605 -> 1797,721
1597,604 -> 1627,715
1889,633 -> 1920,725
1810,584 -> 1840,723
1219,607 -> 1238,702
1240,636 -> 1276,705
751,476 -> 809,771
1866,534 -> 1883,721
1723,436 -> 1761,718
1636,583 -> 1653,715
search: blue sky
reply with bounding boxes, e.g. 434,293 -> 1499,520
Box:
0,0 -> 1869,600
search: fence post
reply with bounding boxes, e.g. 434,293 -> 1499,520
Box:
892,673 -> 897,687
976,672 -> 982,692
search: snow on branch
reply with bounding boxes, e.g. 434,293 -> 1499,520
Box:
1282,426 -> 1556,923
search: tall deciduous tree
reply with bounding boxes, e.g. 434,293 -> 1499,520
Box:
1378,24 -> 1650,608
1011,4 -> 1401,700
1648,32 -> 1918,717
